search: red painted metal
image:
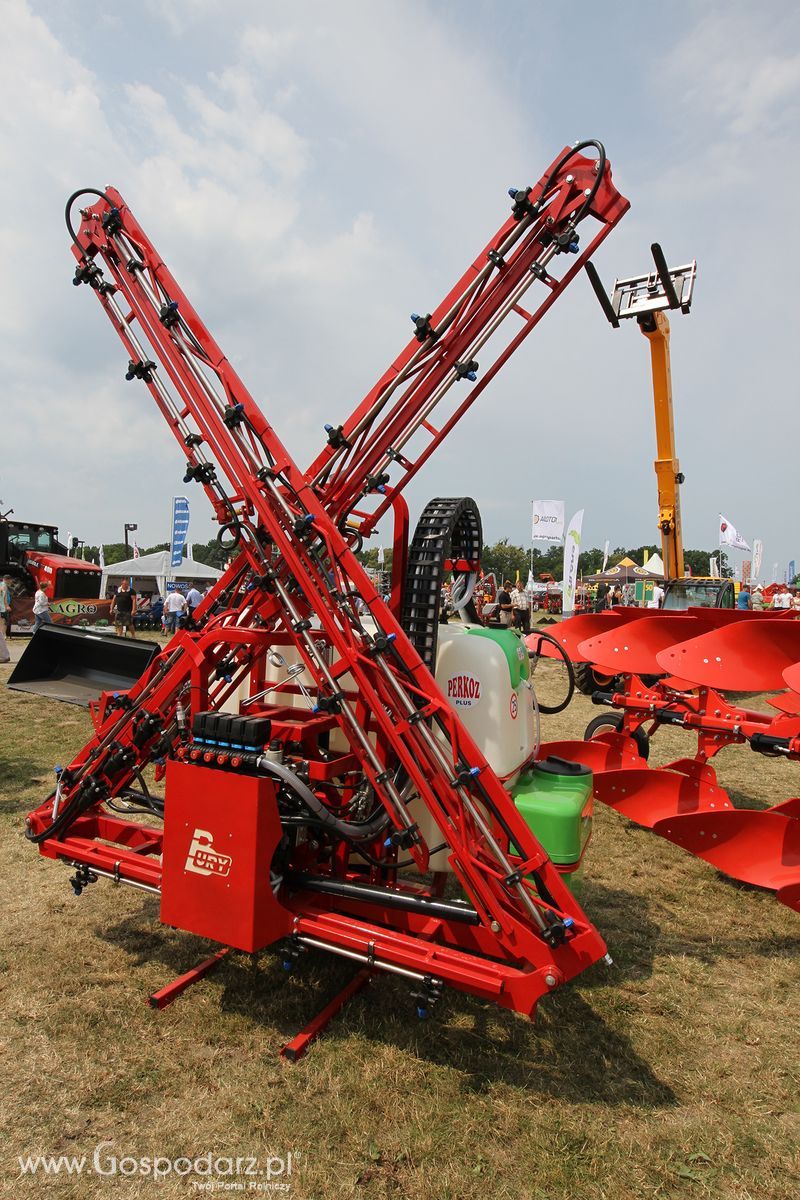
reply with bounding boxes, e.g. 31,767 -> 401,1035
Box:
160,762 -> 292,953
777,882 -> 800,912
26,144 -> 633,1028
783,661 -> 800,694
593,766 -> 733,828
655,618 -> 800,691
539,734 -> 647,773
148,949 -> 231,1011
652,810 -> 800,891
280,970 -> 371,1062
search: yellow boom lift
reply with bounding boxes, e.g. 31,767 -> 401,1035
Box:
586,247 -> 732,609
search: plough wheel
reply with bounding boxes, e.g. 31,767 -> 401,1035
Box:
574,662 -> 618,696
584,711 -> 650,761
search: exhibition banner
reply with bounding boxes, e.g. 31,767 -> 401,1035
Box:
752,538 -> 763,580
531,500 -> 565,543
561,509 -> 584,618
171,497 -> 190,568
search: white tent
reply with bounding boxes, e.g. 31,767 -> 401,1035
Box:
100,550 -> 221,598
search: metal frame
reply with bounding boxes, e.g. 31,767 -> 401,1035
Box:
28,143 -> 631,1018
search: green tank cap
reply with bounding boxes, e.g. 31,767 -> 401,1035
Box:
464,626 -> 529,688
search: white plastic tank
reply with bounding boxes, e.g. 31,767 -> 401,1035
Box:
408,623 -> 536,872
434,623 -> 535,781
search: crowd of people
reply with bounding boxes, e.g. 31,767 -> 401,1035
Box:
739,585 -> 800,611
106,582 -> 209,638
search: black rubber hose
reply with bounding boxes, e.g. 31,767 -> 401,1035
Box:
538,140 -> 606,228
65,188 -> 113,252
256,756 -> 390,842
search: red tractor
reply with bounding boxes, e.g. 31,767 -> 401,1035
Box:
0,517 -> 110,633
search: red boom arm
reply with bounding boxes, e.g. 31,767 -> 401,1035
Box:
27,143 -> 628,1015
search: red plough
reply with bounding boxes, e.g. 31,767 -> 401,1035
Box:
554,609 -> 800,903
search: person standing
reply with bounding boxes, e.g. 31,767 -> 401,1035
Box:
737,585 -> 752,611
163,588 -> 187,634
32,583 -> 52,632
648,581 -> 665,609
0,575 -> 10,639
186,584 -> 203,621
594,581 -> 609,613
497,580 -> 514,627
110,579 -> 137,637
511,581 -> 528,633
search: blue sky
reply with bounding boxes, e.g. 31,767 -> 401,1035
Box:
1,1 -> 798,576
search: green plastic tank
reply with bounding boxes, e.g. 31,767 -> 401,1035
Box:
510,756 -> 593,894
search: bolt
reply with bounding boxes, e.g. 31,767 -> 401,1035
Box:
490,920 -> 501,933
544,973 -> 557,988
602,953 -> 614,967
565,174 -> 574,183
584,188 -> 592,196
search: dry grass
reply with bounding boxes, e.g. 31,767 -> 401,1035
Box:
1,646 -> 799,1200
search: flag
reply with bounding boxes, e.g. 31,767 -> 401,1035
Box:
515,570 -> 520,588
187,542 -> 194,561
561,510 -> 584,617
752,538 -> 763,580
526,569 -> 535,590
719,514 -> 750,551
133,541 -> 140,559
531,500 -> 565,543
741,560 -> 751,585
789,560 -> 797,584
99,544 -> 105,569
709,556 -> 719,578
66,530 -> 73,557
377,545 -> 385,565
772,563 -> 778,583
171,496 -> 190,567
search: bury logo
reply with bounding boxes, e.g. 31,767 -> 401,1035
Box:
184,829 -> 232,878
447,673 -> 482,708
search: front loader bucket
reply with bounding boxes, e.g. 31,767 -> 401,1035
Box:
593,767 -> 733,828
8,626 -> 159,706
652,809 -> 800,891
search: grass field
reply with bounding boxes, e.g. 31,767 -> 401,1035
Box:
0,636 -> 798,1199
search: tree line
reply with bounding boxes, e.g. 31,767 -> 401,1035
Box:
78,537 -> 729,581
358,540 -> 728,580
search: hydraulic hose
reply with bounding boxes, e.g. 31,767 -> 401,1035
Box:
255,755 -> 390,842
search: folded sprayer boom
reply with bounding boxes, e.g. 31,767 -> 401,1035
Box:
26,144 -> 632,1019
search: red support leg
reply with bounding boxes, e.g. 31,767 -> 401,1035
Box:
148,948 -> 231,1010
280,969 -> 371,1062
